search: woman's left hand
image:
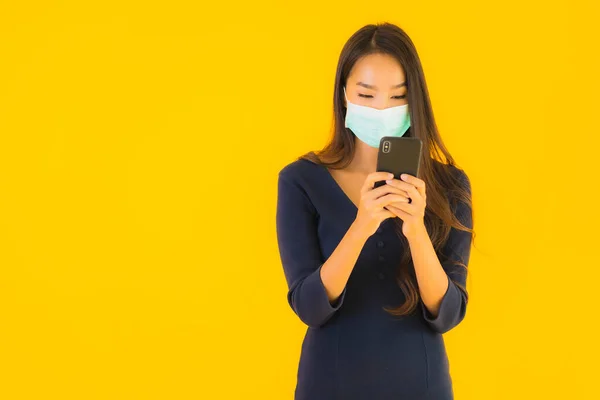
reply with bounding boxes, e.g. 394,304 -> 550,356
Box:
384,174 -> 427,240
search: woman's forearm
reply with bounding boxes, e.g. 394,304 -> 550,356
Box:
407,225 -> 449,318
319,221 -> 370,303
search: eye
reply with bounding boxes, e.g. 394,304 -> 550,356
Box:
358,93 -> 407,99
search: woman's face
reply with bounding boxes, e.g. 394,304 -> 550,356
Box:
344,53 -> 408,110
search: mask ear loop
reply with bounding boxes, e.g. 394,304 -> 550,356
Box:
342,86 -> 349,106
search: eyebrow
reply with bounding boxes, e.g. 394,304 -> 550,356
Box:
356,81 -> 406,89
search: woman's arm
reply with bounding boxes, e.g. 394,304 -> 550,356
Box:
319,221 -> 370,303
319,170 -> 402,304
276,171 -> 353,328
276,168 -> 396,328
409,170 -> 473,334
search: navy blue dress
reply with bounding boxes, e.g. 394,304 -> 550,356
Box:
275,157 -> 473,400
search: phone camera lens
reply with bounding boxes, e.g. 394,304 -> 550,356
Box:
383,140 -> 391,153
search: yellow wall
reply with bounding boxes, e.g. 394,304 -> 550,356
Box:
1,1 -> 598,398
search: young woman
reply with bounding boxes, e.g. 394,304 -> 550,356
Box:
276,22 -> 475,400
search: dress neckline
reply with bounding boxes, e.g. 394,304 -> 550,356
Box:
316,162 -> 359,213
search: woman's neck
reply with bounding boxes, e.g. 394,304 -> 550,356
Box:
348,139 -> 379,174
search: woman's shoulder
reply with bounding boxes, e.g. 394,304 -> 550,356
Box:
278,152 -> 322,183
432,159 -> 470,190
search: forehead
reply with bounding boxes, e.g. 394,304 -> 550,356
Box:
348,53 -> 406,86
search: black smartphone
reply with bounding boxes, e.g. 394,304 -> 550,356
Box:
374,136 -> 423,189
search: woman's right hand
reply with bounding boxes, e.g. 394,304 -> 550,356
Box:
352,171 -> 411,238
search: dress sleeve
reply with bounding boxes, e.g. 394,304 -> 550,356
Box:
421,169 -> 473,334
276,171 -> 347,328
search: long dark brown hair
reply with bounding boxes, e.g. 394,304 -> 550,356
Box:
300,22 -> 476,317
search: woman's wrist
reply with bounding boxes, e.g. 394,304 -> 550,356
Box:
348,219 -> 372,243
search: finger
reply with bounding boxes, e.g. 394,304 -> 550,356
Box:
400,174 -> 425,189
361,172 -> 395,196
385,204 -> 410,219
388,200 -> 412,209
368,183 -> 410,201
375,194 -> 410,209
400,174 -> 426,198
385,178 -> 422,201
388,200 -> 420,216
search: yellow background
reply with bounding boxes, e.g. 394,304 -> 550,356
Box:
1,1 -> 599,398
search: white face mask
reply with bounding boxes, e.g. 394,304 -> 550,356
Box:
343,86 -> 411,148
